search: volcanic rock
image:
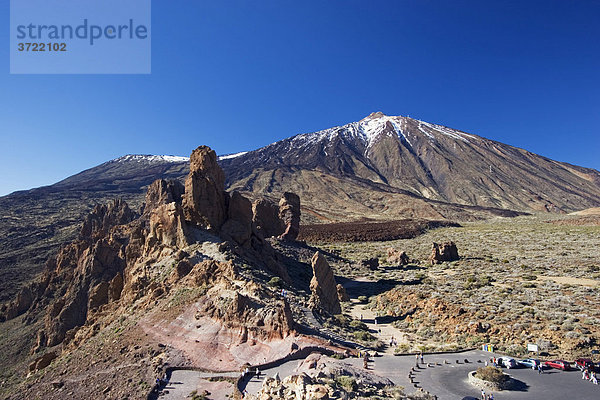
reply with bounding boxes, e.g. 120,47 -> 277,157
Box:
252,199 -> 284,238
336,284 -> 350,302
183,146 -> 227,230
79,198 -> 136,241
360,258 -> 379,270
278,192 -> 301,241
28,351 -> 57,372
387,248 -> 410,266
143,179 -> 184,216
309,252 -> 341,315
220,191 -> 253,246
429,241 -> 459,264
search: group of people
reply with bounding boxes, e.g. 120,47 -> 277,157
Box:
581,368 -> 598,385
480,389 -> 494,399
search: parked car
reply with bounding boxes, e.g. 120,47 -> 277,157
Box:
575,358 -> 596,371
498,357 -> 518,369
518,358 -> 541,368
544,360 -> 572,370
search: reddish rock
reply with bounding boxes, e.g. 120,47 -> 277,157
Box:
309,252 -> 341,315
336,284 -> 350,302
429,241 -> 459,264
79,198 -> 135,240
183,146 -> 227,230
88,281 -> 109,310
387,248 -> 410,266
278,192 -> 301,241
28,351 -> 57,372
143,179 -> 184,216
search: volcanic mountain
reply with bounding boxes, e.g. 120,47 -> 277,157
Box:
221,112 -> 600,221
2,112 -> 600,300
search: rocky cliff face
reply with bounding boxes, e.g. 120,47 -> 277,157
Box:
1,146 -> 300,356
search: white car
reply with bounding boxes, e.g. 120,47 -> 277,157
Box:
498,357 -> 517,369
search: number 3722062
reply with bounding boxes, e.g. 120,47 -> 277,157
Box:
18,43 -> 67,52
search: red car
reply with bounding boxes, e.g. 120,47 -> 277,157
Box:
575,358 -> 596,371
544,360 -> 572,370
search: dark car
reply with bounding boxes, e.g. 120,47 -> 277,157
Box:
544,360 -> 572,370
575,358 -> 596,371
518,358 -> 541,368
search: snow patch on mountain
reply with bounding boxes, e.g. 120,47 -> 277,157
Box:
115,155 -> 189,163
218,151 -> 248,160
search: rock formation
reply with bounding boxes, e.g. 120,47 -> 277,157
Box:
278,192 -> 301,241
386,248 -> 410,266
336,284 -> 350,302
429,241 -> 459,264
252,199 -> 284,238
221,191 -> 253,246
1,145 -> 298,352
183,145 -> 227,230
309,252 -> 341,315
79,198 -> 136,241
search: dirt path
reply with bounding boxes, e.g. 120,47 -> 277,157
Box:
343,276 -> 410,355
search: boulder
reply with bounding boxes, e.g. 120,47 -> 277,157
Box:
309,252 -> 341,315
387,248 -> 410,266
278,192 -> 301,241
336,284 -> 350,302
429,241 -> 459,264
183,146 -> 227,230
29,351 -> 57,372
4,286 -> 34,320
360,258 -> 379,270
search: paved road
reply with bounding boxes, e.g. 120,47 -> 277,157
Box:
156,369 -> 240,399
240,350 -> 600,400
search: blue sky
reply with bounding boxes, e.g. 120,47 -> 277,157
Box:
1,0 -> 599,196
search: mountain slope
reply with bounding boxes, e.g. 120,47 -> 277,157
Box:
221,112 -> 600,215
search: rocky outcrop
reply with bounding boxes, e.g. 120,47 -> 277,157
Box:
183,146 -> 227,230
309,252 -> 341,315
143,179 -> 184,216
28,351 -> 57,372
336,284 -> 350,302
221,191 -> 253,246
252,199 -> 284,238
79,199 -> 136,241
255,353 -> 395,400
386,248 -> 410,266
429,241 -> 459,264
197,290 -> 294,341
278,192 -> 301,241
2,145 -> 296,352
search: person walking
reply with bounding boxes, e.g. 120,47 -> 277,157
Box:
420,352 -> 424,364
481,389 -> 485,400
